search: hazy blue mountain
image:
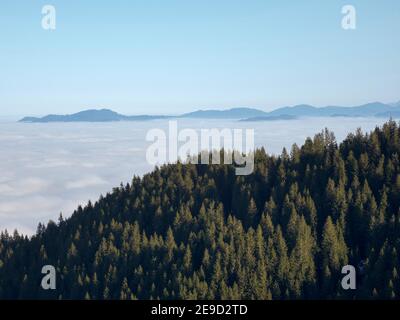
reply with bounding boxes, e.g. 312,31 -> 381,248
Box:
18,102 -> 400,123
19,109 -> 170,123
265,104 -> 318,117
266,102 -> 398,117
180,107 -> 268,119
240,115 -> 298,122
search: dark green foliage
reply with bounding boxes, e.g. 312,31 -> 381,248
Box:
1,121 -> 400,299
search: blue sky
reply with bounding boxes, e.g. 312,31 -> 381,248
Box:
0,0 -> 399,116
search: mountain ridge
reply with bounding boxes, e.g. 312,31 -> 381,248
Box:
19,101 -> 400,122
19,109 -> 171,123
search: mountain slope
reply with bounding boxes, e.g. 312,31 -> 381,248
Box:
1,120 -> 400,300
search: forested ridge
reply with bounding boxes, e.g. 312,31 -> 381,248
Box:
1,121 -> 400,300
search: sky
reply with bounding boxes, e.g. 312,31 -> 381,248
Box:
0,0 -> 399,116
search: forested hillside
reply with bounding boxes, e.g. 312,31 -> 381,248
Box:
1,121 -> 400,300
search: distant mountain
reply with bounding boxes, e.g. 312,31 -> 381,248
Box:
266,102 -> 398,118
19,109 -> 170,123
18,102 -> 400,123
240,115 -> 298,122
180,107 -> 268,119
265,104 -> 318,117
181,102 -> 400,119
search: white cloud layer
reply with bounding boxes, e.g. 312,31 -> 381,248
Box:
0,117 -> 397,236
66,176 -> 108,190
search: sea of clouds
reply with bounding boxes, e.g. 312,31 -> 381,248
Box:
0,117 -> 396,235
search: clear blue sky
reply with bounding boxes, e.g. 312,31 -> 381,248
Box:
1,0 -> 399,116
